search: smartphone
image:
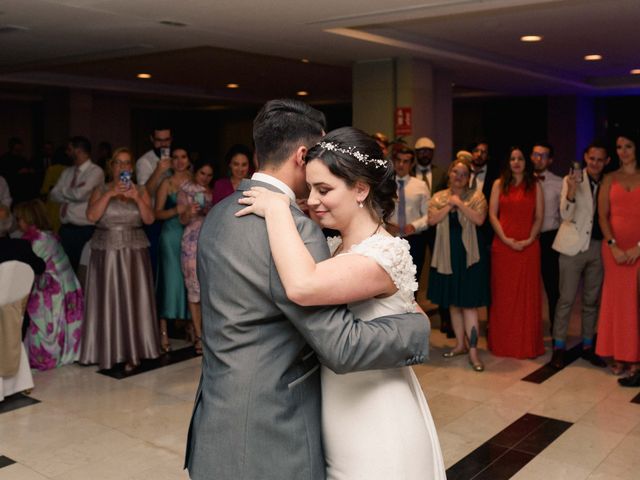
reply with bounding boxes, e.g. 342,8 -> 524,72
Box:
193,192 -> 205,208
160,147 -> 170,160
569,161 -> 582,183
119,170 -> 132,188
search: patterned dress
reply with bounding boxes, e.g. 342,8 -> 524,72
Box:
22,227 -> 83,370
178,182 -> 213,303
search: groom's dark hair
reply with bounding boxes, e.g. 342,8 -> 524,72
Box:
253,99 -> 326,169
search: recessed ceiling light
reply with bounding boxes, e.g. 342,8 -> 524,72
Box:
584,54 -> 602,61
296,91 -> 309,96
226,83 -> 239,89
137,73 -> 152,79
630,69 -> 640,75
301,58 -> 310,63
520,35 -> 542,42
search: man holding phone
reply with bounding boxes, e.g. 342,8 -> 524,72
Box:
136,127 -> 172,198
550,141 -> 610,369
136,127 -> 172,278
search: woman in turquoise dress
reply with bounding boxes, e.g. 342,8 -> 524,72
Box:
178,159 -> 214,354
14,199 -> 83,370
427,158 -> 489,371
155,146 -> 192,352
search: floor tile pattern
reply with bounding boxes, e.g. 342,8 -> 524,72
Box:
446,414 -> 572,480
1,317 -> 640,479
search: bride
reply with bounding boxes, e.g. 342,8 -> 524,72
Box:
237,126 -> 445,480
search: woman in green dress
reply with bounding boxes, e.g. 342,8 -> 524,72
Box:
427,157 -> 489,371
154,146 -> 192,352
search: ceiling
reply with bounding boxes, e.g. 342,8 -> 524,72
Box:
0,0 -> 638,106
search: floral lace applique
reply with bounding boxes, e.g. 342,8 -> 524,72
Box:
350,234 -> 418,312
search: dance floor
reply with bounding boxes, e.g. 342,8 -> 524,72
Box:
1,326 -> 640,479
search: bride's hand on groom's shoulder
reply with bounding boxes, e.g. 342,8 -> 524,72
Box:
236,187 -> 290,218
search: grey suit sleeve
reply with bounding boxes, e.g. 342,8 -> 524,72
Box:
270,212 -> 430,374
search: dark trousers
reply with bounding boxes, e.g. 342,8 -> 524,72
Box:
540,229 -> 560,330
58,224 -> 95,272
406,232 -> 428,283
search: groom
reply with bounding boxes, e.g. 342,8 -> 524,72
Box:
185,99 -> 431,480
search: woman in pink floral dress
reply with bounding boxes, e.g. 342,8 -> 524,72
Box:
178,159 -> 214,354
13,200 -> 83,370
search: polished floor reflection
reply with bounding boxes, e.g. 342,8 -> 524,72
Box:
1,330 -> 640,479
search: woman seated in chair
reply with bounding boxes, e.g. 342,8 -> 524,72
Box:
13,199 -> 83,370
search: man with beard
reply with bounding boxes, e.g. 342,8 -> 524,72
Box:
531,141 -> 562,333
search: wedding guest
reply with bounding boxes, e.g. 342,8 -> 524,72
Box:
155,146 -> 192,352
387,147 -> 430,281
428,158 -> 489,371
212,144 -> 252,204
81,148 -> 159,372
0,206 -> 44,275
13,200 -> 83,370
40,146 -> 72,232
488,147 -> 544,359
49,136 -> 104,271
531,141 -> 562,330
597,133 -> 640,386
136,126 -> 173,278
551,141 -> 609,369
178,159 -> 214,354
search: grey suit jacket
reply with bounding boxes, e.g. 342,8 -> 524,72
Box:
185,179 -> 430,480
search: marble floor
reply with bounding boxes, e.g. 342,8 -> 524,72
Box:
1,327 -> 640,480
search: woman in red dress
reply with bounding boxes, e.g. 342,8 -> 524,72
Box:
596,133 -> 640,381
488,147 -> 544,358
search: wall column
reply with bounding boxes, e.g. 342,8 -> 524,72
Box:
353,57 -> 453,167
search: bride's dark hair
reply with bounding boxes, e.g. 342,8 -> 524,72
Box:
305,127 -> 396,223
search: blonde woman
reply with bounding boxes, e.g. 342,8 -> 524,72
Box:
81,147 -> 159,372
427,158 -> 489,371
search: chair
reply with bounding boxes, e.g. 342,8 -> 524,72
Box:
0,260 -> 35,401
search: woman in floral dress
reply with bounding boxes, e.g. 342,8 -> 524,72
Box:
178,159 -> 214,354
14,199 -> 83,370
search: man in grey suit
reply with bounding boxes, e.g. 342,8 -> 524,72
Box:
184,99 -> 430,480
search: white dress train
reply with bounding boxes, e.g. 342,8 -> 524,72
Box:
323,234 -> 446,480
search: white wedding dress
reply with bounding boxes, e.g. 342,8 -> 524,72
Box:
323,234 -> 446,480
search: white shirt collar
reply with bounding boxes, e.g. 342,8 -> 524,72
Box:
396,174 -> 412,182
76,159 -> 93,173
417,165 -> 431,173
251,172 -> 296,202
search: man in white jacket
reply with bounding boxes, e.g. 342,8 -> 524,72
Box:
551,141 -> 610,369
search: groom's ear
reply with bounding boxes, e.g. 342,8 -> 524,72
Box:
294,146 -> 307,167
354,181 -> 371,203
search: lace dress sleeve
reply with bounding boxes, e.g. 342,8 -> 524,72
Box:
350,234 -> 418,311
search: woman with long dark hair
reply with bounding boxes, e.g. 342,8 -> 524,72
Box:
597,133 -> 640,384
236,126 -> 445,479
178,158 -> 214,354
488,146 -> 544,358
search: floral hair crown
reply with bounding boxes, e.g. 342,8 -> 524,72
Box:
318,141 -> 388,169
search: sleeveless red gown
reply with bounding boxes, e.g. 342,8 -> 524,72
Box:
488,182 -> 544,359
596,180 -> 640,362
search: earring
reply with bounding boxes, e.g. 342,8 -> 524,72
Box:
358,201 -> 364,208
